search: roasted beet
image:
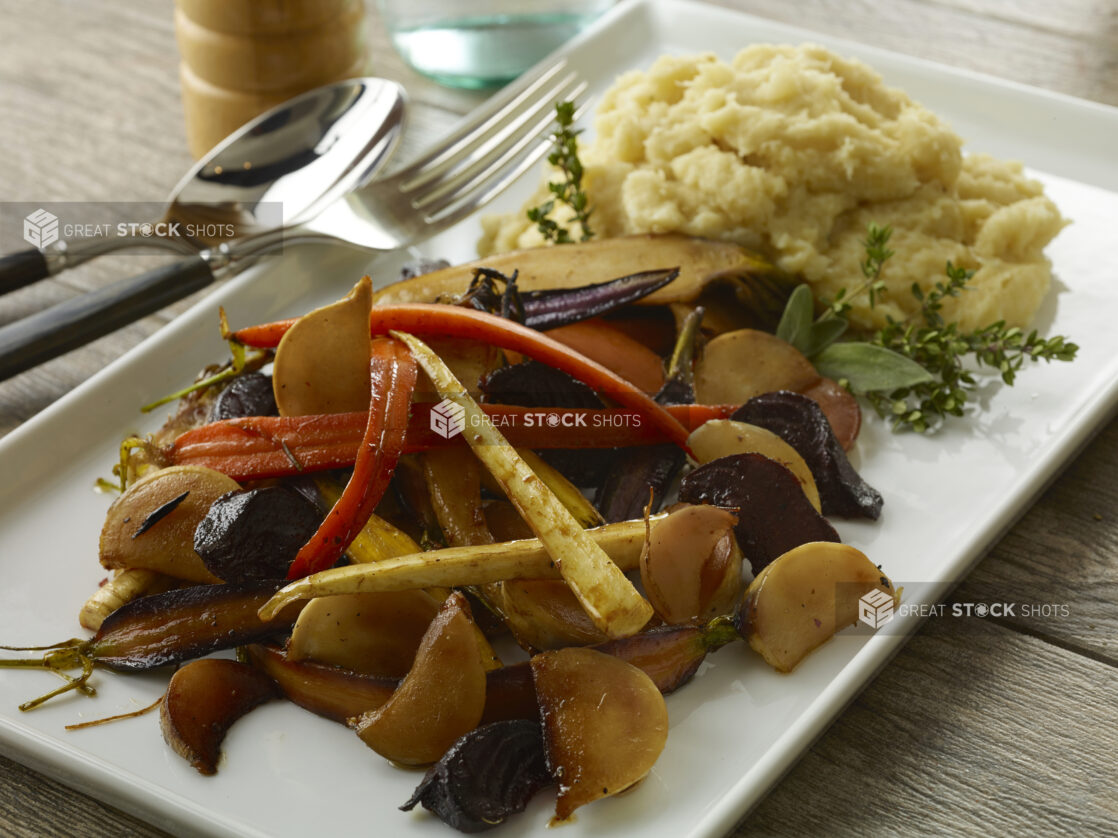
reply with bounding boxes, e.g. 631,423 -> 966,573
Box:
479,360 -> 603,410
732,391 -> 882,519
481,361 -> 614,487
400,720 -> 552,833
679,453 -> 841,575
597,444 -> 682,521
209,372 -> 279,420
193,486 -> 322,582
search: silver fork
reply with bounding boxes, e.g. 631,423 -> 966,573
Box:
0,59 -> 587,381
213,59 -> 588,261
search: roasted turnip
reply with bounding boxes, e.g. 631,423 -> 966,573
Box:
531,646 -> 669,821
100,465 -> 240,584
640,504 -> 743,624
738,541 -> 897,672
287,590 -> 441,677
272,275 -> 371,416
351,592 -> 486,766
499,580 -> 609,651
694,329 -> 820,404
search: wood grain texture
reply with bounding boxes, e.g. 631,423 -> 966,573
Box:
0,752 -> 167,838
0,0 -> 1115,836
739,623 -> 1118,836
953,418 -> 1118,664
927,0 -> 1118,45
705,0 -> 1118,107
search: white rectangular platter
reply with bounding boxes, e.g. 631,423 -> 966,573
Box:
1,1 -> 1117,836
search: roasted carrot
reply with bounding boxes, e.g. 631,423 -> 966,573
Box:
544,318 -> 666,394
234,318 -> 297,348
169,404 -> 737,481
234,305 -> 690,449
285,337 -> 417,580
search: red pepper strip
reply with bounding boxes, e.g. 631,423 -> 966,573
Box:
285,336 -> 417,580
234,306 -> 690,449
170,404 -> 736,481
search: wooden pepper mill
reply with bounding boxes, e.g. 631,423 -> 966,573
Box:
175,0 -> 368,158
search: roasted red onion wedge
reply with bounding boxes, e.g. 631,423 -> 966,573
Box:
160,659 -> 278,775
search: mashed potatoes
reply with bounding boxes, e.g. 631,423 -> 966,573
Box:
479,45 -> 1065,332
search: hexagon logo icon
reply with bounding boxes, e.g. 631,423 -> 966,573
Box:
858,588 -> 894,629
430,397 -> 466,440
23,208 -> 59,250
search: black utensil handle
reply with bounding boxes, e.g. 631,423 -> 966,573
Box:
0,249 -> 50,295
0,253 -> 215,381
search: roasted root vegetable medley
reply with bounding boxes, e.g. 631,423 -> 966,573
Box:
2,234 -> 899,831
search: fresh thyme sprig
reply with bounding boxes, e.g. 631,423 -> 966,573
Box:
867,265 -> 1078,431
826,222 -> 891,318
526,101 -> 594,244
785,222 -> 1079,433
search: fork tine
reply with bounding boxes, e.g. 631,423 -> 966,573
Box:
392,58 -> 570,185
408,77 -> 587,212
420,97 -> 593,231
400,69 -> 582,198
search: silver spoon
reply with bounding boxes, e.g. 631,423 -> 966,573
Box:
0,76 -> 406,294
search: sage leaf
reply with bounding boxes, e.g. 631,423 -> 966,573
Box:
814,342 -> 934,393
776,284 -> 814,353
804,317 -> 848,358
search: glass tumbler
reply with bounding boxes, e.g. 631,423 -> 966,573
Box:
378,0 -> 613,89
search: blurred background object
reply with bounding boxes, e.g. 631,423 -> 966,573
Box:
377,0 -> 613,89
175,0 -> 370,157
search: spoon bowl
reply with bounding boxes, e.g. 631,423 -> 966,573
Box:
167,77 -> 407,246
0,76 -> 407,291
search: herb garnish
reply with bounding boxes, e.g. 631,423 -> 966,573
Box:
140,308 -> 268,413
132,490 -> 189,539
827,222 -> 891,317
526,101 -> 594,244
778,223 -> 1079,432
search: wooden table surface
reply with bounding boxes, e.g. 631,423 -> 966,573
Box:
1,1 -> 1116,836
